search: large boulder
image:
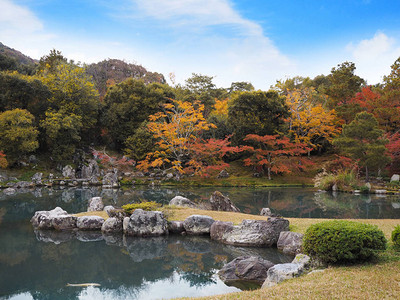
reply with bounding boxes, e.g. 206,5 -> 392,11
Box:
102,171 -> 119,188
3,187 -> 16,195
277,231 -> 304,256
169,196 -> 197,208
218,256 -> 275,285
76,216 -> 105,230
183,215 -> 215,235
210,221 -> 234,241
262,263 -> 304,287
209,191 -> 240,212
391,174 -> 400,182
62,165 -> 75,179
124,209 -> 168,237
260,208 -> 272,216
31,172 -> 43,185
52,215 -> 77,230
31,207 -> 68,229
81,159 -> 100,179
291,254 -> 311,269
215,218 -> 289,247
87,197 -> 104,212
168,221 -> 185,234
101,217 -> 123,233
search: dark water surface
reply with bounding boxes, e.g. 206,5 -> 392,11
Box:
1,186 -> 400,299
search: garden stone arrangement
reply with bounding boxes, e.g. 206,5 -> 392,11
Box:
31,195 -> 312,289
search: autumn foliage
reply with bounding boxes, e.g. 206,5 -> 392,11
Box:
0,151 -> 8,169
242,134 -> 312,179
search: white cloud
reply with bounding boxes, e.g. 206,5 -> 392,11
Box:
346,32 -> 400,84
132,0 -> 262,36
123,0 -> 295,88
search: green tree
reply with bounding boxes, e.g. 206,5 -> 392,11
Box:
228,81 -> 255,93
37,62 -> 100,144
325,62 -> 365,122
37,49 -> 67,74
333,112 -> 390,181
0,109 -> 39,162
40,109 -> 82,161
228,90 -> 290,145
124,121 -> 157,161
0,72 -> 50,121
103,79 -> 174,150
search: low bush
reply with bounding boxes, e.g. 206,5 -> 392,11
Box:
303,220 -> 387,264
391,225 -> 400,249
122,201 -> 162,214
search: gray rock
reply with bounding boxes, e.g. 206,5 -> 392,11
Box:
210,221 -> 234,241
87,196 -> 104,212
62,165 -> 75,178
262,263 -> 303,287
102,171 -> 119,187
81,159 -> 100,179
209,191 -> 240,212
104,205 -> 115,214
183,215 -> 215,235
218,256 -> 274,284
217,169 -> 229,178
31,172 -> 43,185
218,218 -> 290,247
124,209 -> 168,236
76,216 -> 105,230
31,207 -> 68,229
101,217 -> 123,233
168,221 -> 185,234
52,215 -> 77,230
375,189 -> 387,194
169,196 -> 197,208
3,187 -> 16,195
291,254 -> 311,269
260,208 -> 272,216
277,231 -> 304,256
391,174 -> 400,182
29,155 -> 37,164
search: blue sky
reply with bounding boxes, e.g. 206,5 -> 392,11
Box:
1,0 -> 400,89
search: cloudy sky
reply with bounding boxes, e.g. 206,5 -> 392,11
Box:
1,0 -> 400,89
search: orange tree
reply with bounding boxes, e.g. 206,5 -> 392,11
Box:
285,87 -> 342,152
241,134 -> 312,180
137,99 -> 216,175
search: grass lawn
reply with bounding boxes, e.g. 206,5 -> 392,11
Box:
76,207 -> 400,299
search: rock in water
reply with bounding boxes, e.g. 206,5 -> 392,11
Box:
77,216 -> 105,230
62,165 -> 75,178
101,217 -> 123,233
183,215 -> 215,235
52,215 -> 77,230
31,207 -> 68,229
124,209 -> 168,237
209,191 -> 240,212
218,256 -> 275,285
87,197 -> 104,212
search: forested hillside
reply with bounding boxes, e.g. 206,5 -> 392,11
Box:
0,45 -> 399,185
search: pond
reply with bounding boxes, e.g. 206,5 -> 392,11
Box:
1,186 -> 400,299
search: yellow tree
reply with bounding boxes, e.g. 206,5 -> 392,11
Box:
285,88 -> 342,151
137,100 -> 215,174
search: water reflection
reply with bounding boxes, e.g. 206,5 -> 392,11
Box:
0,223 -> 291,299
1,186 -> 400,220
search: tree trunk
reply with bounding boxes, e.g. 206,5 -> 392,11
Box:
365,165 -> 369,182
267,167 -> 271,180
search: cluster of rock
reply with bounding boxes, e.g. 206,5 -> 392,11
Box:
30,193 -> 311,290
218,253 -> 311,288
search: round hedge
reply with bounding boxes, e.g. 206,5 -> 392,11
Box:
303,220 -> 386,264
391,225 -> 400,249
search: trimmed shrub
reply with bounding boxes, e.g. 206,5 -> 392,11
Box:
122,201 -> 162,214
391,225 -> 400,249
303,220 -> 386,264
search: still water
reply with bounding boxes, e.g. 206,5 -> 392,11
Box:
1,186 -> 400,299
